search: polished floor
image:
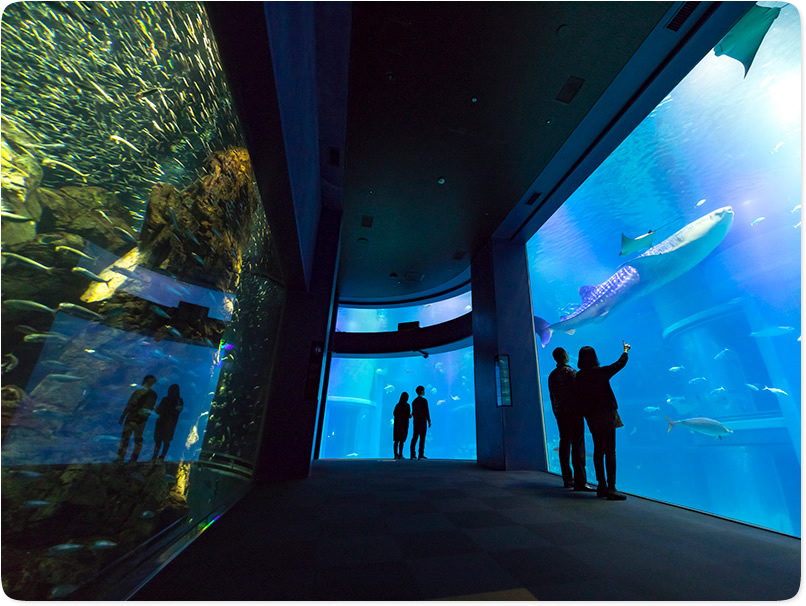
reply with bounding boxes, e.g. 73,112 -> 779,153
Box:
133,459 -> 800,600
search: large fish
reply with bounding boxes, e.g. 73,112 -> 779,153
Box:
665,416 -> 733,439
534,207 -> 734,347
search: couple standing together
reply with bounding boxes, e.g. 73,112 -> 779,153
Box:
549,341 -> 630,500
392,385 -> 431,459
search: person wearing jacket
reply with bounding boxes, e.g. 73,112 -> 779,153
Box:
576,341 -> 630,500
548,347 -> 593,491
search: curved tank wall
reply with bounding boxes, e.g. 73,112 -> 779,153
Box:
527,4 -> 800,536
336,290 -> 472,333
1,2 -> 285,599
321,345 -> 476,460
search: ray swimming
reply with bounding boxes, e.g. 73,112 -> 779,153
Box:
714,5 -> 781,77
535,207 -> 734,347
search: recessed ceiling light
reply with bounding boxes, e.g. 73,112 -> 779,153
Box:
437,177 -> 446,185
471,97 -> 478,103
357,237 -> 369,244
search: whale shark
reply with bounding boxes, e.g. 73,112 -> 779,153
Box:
534,206 -> 734,347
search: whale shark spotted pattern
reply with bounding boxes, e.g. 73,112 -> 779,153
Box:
535,207 -> 734,347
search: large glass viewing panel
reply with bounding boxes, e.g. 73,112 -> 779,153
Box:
1,2 -> 285,599
527,4 -> 800,536
336,290 -> 472,332
321,346 -> 476,460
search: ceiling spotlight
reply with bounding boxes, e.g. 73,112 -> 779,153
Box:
471,97 -> 478,103
437,177 -> 446,185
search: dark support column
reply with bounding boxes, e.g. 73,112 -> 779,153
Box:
471,237 -> 547,471
254,208 -> 342,482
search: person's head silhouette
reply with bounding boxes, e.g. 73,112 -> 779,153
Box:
552,347 -> 569,365
578,346 -> 600,370
416,385 -> 425,396
143,375 -> 157,388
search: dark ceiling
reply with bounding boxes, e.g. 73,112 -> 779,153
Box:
338,2 -> 675,303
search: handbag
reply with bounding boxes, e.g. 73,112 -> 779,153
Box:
614,410 -> 624,428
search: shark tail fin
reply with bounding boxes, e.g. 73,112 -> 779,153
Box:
665,416 -> 675,433
534,316 -> 552,348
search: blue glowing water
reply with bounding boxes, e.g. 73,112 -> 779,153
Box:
527,5 -> 801,536
321,346 -> 476,460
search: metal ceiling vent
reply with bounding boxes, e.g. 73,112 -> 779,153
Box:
360,215 -> 374,228
404,271 -> 425,282
555,75 -> 585,104
666,2 -> 700,32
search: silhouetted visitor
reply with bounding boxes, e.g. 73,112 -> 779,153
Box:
116,375 -> 158,463
152,383 -> 184,461
393,391 -> 411,459
548,347 -> 595,492
576,341 -> 630,500
409,385 -> 431,460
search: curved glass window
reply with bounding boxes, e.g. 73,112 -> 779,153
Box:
527,4 -> 800,536
336,290 -> 471,332
1,2 -> 285,599
321,345 -> 476,460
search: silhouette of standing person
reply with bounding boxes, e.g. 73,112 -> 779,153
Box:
392,391 -> 411,459
152,383 -> 184,461
116,375 -> 158,463
576,341 -> 630,500
548,347 -> 594,492
409,385 -> 431,460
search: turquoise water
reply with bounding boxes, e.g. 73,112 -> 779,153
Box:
336,291 -> 472,332
321,346 -> 476,460
527,4 -> 801,536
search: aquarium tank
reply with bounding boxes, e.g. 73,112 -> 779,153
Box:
335,290 -> 472,332
527,3 -> 800,536
1,2 -> 286,599
325,302 -> 475,460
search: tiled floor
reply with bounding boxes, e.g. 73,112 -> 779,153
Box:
133,459 -> 800,600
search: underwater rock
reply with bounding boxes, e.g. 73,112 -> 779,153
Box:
1,117 -> 44,246
140,147 -> 258,292
1,385 -> 24,441
35,186 -> 136,256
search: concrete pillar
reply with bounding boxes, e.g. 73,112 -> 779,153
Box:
471,237 -> 547,471
254,207 -> 342,482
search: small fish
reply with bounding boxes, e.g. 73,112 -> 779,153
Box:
713,348 -> 732,360
14,470 -> 43,479
430,387 -> 437,395
71,267 -> 110,283
113,226 -> 137,244
2,353 -> 19,373
383,384 -> 395,394
375,368 -> 385,375
166,207 -> 179,229
709,387 -> 727,396
436,399 -> 446,406
110,134 -> 141,153
450,395 -> 460,401
48,543 -> 83,554
97,209 -> 114,224
58,303 -> 104,320
41,360 -> 73,372
0,210 -> 34,222
150,305 -> 170,318
668,366 -> 685,373
90,540 -> 117,549
795,222 -> 802,229
643,406 -> 660,413
110,266 -> 139,280
135,86 -> 170,100
696,199 -> 706,207
49,585 -> 78,599
688,377 -> 707,385
191,253 -> 204,266
749,217 -> 766,227
54,246 -> 95,261
791,204 -> 801,214
165,326 -> 182,338
763,386 -> 789,396
92,435 -> 119,443
42,158 -> 89,178
15,324 -> 41,335
47,374 -> 85,382
24,500 -> 52,508
141,510 -> 156,519
750,326 -> 794,338
1,252 -> 53,272
24,333 -> 69,343
745,383 -> 759,392
184,229 -> 200,245
32,408 -> 69,418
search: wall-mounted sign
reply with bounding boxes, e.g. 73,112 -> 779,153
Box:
495,354 -> 512,407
